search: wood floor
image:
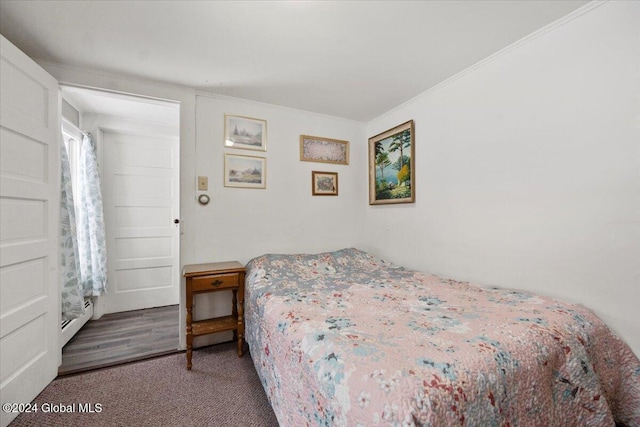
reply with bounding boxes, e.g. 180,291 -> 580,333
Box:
59,305 -> 180,376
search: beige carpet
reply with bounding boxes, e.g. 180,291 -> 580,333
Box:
11,342 -> 279,427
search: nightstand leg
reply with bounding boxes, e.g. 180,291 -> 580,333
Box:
237,333 -> 243,357
237,283 -> 245,357
232,290 -> 238,341
186,305 -> 193,370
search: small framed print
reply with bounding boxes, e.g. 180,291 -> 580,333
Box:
224,114 -> 267,151
312,171 -> 338,196
224,154 -> 266,189
300,135 -> 349,165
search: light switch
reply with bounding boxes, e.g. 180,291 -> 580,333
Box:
197,176 -> 208,191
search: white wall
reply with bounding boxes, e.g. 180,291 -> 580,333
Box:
194,94 -> 366,264
364,1 -> 640,356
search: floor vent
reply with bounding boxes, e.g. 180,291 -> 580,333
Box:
61,319 -> 72,329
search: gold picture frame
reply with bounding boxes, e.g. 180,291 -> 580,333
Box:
312,171 -> 338,196
368,120 -> 415,205
300,135 -> 349,165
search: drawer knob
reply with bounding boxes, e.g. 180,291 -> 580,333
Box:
211,279 -> 223,287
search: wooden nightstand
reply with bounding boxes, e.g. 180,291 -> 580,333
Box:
183,261 -> 245,370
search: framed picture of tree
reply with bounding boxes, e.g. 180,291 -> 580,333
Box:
368,120 -> 415,205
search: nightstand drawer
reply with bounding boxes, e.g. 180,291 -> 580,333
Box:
191,272 -> 239,292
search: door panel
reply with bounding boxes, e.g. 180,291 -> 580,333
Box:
102,130 -> 179,313
0,35 -> 60,427
0,128 -> 48,181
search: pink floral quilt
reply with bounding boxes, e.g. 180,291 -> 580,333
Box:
245,248 -> 640,426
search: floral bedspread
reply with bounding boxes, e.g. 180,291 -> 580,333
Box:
245,248 -> 640,426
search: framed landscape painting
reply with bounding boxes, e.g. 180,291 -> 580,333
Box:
368,120 -> 415,205
224,114 -> 267,151
224,154 -> 266,189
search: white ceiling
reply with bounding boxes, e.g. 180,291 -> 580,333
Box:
0,0 -> 589,122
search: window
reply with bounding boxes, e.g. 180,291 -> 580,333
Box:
61,119 -> 83,217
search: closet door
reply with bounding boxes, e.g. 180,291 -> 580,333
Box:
102,129 -> 180,313
0,35 -> 60,427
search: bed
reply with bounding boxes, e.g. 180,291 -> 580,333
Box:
244,248 -> 640,426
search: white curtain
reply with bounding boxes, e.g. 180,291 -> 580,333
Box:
60,143 -> 84,320
60,133 -> 108,321
76,133 -> 108,296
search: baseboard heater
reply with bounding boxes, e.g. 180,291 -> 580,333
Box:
60,299 -> 93,348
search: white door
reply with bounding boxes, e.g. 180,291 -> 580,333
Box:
0,36 -> 60,427
101,130 -> 180,313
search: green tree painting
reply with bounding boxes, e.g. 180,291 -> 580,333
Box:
369,121 -> 414,204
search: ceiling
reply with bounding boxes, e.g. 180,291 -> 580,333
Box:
0,1 -> 589,122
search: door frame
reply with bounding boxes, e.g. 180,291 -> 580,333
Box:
59,85 -> 182,321
44,69 -> 193,354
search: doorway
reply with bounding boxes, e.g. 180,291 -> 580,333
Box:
59,85 -> 181,371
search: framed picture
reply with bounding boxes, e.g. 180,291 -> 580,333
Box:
368,120 -> 415,205
224,154 -> 266,189
300,135 -> 349,165
224,114 -> 267,151
312,171 -> 338,196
